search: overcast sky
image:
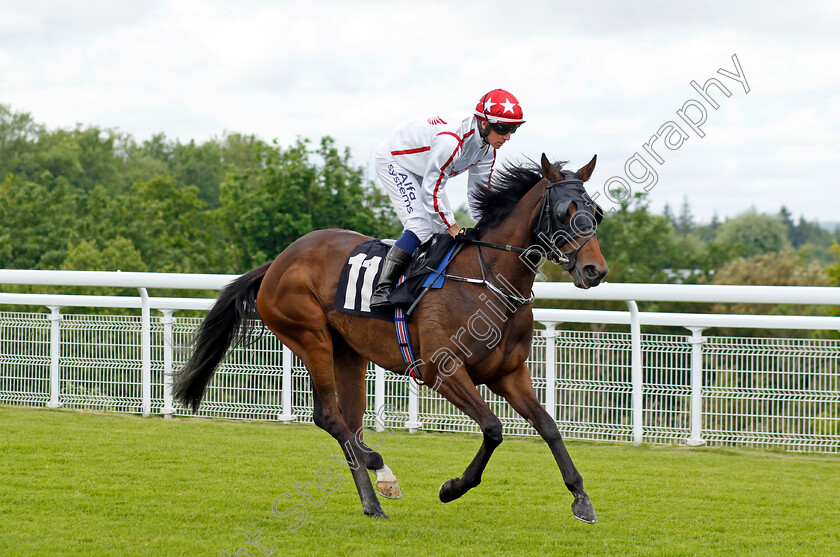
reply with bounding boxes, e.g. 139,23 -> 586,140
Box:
2,0 -> 838,225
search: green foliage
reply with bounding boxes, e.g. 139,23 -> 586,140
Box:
1,102 -> 836,305
61,237 -> 147,272
586,191 -> 714,284
707,249 -> 829,289
0,104 -> 44,178
715,209 -> 790,257
675,195 -> 694,236
700,249 -> 830,336
590,192 -> 677,283
219,136 -> 399,272
454,205 -> 477,228
827,241 -> 840,286
0,105 -> 399,274
103,174 -> 217,273
821,242 -> 840,337
0,174 -> 79,269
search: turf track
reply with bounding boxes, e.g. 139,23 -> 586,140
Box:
1,406 -> 838,556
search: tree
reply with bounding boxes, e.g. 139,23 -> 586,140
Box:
126,132 -> 268,210
709,249 -> 829,289
821,240 -> 840,338
694,210 -> 721,243
675,196 -> 694,236
61,237 -> 147,272
0,174 -> 80,269
702,248 -> 832,337
662,203 -> 676,229
218,137 -> 399,272
827,241 -> 840,287
779,205 -> 795,242
585,191 -> 677,283
101,174 -> 219,273
0,104 -> 45,181
454,205 -> 476,228
169,139 -> 227,209
715,209 -> 790,257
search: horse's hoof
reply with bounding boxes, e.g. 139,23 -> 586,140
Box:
364,507 -> 390,519
376,480 -> 402,499
438,478 -> 463,503
572,496 -> 597,524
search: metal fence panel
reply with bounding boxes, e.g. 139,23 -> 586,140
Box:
703,336 -> 840,452
1,310 -> 838,454
0,312 -> 51,406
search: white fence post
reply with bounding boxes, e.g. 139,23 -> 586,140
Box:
405,379 -> 422,433
626,300 -> 643,446
139,288 -> 151,417
278,345 -> 296,422
159,310 -> 176,418
686,327 -> 707,446
46,306 -> 63,409
374,365 -> 386,432
542,323 -> 558,421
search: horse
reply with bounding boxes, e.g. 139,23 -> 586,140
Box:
173,154 -> 608,523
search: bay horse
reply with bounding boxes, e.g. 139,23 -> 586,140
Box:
173,154 -> 608,523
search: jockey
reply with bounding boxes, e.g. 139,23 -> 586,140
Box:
369,88 -> 526,309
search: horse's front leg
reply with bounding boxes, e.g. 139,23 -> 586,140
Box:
427,366 -> 504,503
489,364 -> 596,523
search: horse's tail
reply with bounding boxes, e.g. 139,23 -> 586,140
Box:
173,262 -> 272,413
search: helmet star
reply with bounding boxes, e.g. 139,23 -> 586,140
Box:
484,98 -> 495,113
500,98 -> 517,114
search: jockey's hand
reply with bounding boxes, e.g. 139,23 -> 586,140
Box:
453,227 -> 479,242
447,224 -> 461,237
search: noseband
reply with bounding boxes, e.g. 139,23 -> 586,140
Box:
532,172 -> 603,271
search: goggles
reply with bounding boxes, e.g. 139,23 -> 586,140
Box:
489,122 -> 521,135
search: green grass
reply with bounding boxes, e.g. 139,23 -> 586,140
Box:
1,406 -> 838,556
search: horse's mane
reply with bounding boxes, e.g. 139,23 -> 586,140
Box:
474,159 -> 567,230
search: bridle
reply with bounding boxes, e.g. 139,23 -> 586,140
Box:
465,172 -> 603,270
531,171 -> 603,271
429,172 -> 603,310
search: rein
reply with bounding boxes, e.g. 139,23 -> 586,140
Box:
442,244 -> 536,307
405,174 -> 600,316
404,241 -> 533,318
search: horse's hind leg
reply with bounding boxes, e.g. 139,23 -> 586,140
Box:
270,320 -> 388,518
332,336 -> 402,499
302,352 -> 387,519
489,364 -> 596,524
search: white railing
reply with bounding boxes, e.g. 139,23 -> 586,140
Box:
1,270 -> 838,453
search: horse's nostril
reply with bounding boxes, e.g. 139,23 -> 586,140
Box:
584,265 -> 600,279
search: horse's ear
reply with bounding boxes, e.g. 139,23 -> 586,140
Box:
576,155 -> 597,182
540,153 -> 562,181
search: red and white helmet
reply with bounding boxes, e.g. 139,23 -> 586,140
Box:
474,89 -> 526,124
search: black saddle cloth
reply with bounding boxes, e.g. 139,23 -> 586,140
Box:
333,233 -> 458,322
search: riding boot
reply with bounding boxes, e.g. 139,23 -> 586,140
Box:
369,244 -> 413,310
